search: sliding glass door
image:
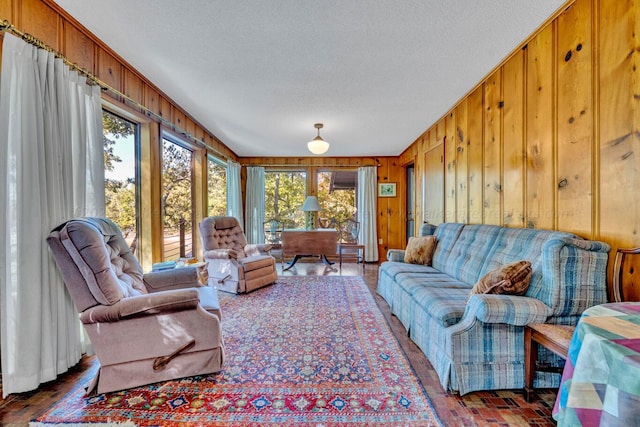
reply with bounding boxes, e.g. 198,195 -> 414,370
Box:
103,110 -> 140,258
161,134 -> 194,260
264,171 -> 306,229
207,155 -> 227,216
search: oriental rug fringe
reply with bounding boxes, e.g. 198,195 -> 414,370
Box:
32,275 -> 441,426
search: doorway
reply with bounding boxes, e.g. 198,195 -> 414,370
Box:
406,164 -> 415,241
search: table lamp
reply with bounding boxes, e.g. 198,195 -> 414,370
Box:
301,196 -> 321,229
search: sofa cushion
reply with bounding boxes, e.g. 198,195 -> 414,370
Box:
431,223 -> 465,270
438,224 -> 502,285
379,261 -> 441,282
470,260 -> 532,296
395,272 -> 469,298
404,236 -> 437,265
412,286 -> 469,327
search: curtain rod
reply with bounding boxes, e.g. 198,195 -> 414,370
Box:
241,163 -> 380,168
0,19 -> 230,161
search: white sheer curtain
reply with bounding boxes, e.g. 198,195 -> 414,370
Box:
226,159 -> 244,229
357,166 -> 379,262
0,34 -> 105,397
245,166 -> 265,244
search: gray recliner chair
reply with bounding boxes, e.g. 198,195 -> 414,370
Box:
199,216 -> 277,294
47,217 -> 224,394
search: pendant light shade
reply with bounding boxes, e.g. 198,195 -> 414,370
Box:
307,123 -> 329,155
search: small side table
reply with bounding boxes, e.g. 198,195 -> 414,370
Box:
338,243 -> 365,270
524,323 -> 574,402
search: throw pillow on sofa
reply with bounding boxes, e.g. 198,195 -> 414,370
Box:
470,260 -> 532,296
404,236 -> 437,265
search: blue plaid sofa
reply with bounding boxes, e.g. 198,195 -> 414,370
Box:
377,223 -> 610,395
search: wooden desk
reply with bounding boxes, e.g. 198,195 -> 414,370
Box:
281,229 -> 338,270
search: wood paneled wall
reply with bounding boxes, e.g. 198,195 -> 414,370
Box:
12,0 -> 635,283
402,0 -> 640,300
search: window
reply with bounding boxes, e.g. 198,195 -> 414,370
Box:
317,170 -> 357,240
103,110 -> 140,258
207,156 -> 227,216
161,135 -> 195,260
264,171 -> 306,229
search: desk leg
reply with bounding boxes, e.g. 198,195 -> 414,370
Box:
284,254 -> 334,271
283,255 -> 302,271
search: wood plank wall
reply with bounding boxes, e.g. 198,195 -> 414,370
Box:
9,0 -> 639,295
401,0 -> 640,300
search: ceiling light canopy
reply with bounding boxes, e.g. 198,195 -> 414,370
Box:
307,123 -> 329,155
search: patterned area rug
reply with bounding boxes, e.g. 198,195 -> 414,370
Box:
32,276 -> 441,426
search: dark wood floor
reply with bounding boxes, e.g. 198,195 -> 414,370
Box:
0,262 -> 558,426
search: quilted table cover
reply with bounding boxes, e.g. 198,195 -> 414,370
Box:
553,302 -> 640,426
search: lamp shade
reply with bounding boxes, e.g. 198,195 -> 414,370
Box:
301,196 -> 321,211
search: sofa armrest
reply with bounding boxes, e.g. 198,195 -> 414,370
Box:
204,249 -> 238,259
540,236 -> 610,317
554,236 -> 611,253
386,249 -> 406,262
143,266 -> 203,292
245,243 -> 272,256
465,294 -> 552,326
80,289 -> 200,323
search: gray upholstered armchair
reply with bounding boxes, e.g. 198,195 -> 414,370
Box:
46,217 -> 224,394
199,216 -> 277,294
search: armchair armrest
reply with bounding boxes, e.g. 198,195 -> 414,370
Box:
245,243 -> 272,256
79,289 -> 200,323
143,265 -> 204,292
465,294 -> 552,325
203,249 -> 238,260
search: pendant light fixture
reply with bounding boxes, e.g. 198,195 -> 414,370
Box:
307,123 -> 329,155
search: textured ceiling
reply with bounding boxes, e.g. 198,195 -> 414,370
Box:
54,0 -> 567,158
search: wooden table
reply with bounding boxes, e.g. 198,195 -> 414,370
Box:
524,323 -> 574,402
339,243 -> 365,271
281,229 -> 338,271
